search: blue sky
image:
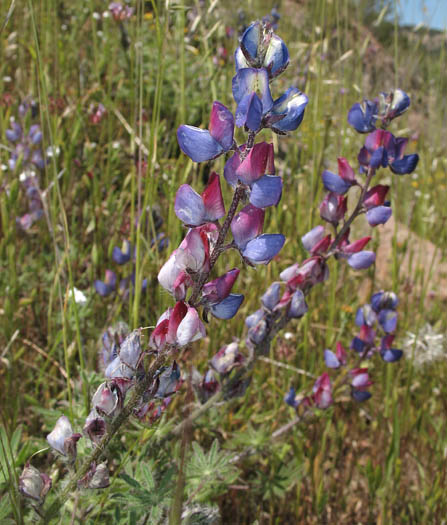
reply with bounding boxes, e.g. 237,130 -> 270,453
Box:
399,0 -> 447,30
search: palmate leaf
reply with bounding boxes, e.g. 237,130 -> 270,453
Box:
186,439 -> 239,501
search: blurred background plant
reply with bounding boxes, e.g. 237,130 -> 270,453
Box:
0,0 -> 446,523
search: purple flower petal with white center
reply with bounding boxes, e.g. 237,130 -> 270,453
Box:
366,206 -> 393,226
351,389 -> 372,402
386,89 -> 410,119
269,87 -> 308,132
347,251 -> 376,270
112,240 -> 132,265
264,33 -> 290,77
177,126 -> 223,163
250,175 -> 283,208
175,185 -> 206,225
371,291 -> 398,312
242,233 -> 285,265
355,304 -> 377,327
347,100 -> 377,133
211,293 -> 244,319
301,226 -> 325,252
390,154 -> 419,175
261,282 -> 281,310
245,309 -> 264,328
324,349 -> 341,369
231,204 -> 265,249
235,92 -> 263,130
232,68 -> 273,114
208,101 -> 235,151
321,170 -> 352,195
288,289 -> 308,318
378,309 -> 398,333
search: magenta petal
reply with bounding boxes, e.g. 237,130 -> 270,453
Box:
175,184 -> 206,225
202,172 -> 225,221
224,151 -> 242,187
342,236 -> 371,254
337,157 -> 356,182
202,268 -> 240,304
167,301 -> 188,345
208,101 -> 234,151
235,142 -> 274,185
177,125 -> 223,162
231,204 -> 265,249
363,185 -> 389,208
242,233 -> 285,265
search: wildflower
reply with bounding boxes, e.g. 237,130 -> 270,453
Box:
312,372 -> 333,409
324,342 -> 347,369
321,157 -> 357,195
210,342 -> 244,375
94,269 -> 117,297
19,464 -> 51,504
177,101 -> 234,162
78,462 -> 110,489
319,192 -> 347,226
47,416 -> 82,461
109,2 -> 133,22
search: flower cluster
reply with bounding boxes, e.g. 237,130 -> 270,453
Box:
285,291 -> 403,410
5,99 -> 46,230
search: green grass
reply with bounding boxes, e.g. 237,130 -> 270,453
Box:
0,0 -> 446,523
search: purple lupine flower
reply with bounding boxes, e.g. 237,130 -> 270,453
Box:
378,309 -> 398,333
6,120 -> 22,142
231,204 -> 285,264
312,372 -> 333,409
109,2 -> 133,21
371,291 -> 398,312
363,184 -> 389,208
355,304 -> 378,327
321,157 -> 357,195
366,205 -> 392,226
358,129 -> 419,174
301,225 -> 326,252
112,240 -> 132,265
224,141 -> 275,187
83,411 -> 106,444
319,192 -> 347,226
232,68 -> 273,129
202,268 -> 240,305
78,462 -> 110,489
284,386 -> 299,408
380,335 -> 403,362
155,362 -> 181,398
91,382 -> 123,417
19,464 -> 52,504
347,99 -> 378,133
177,101 -> 234,162
105,330 -> 142,379
235,21 -> 289,78
150,302 -> 206,350
175,172 -> 225,226
47,415 -> 82,461
210,342 -> 244,375
94,269 -> 117,297
267,87 -> 308,133
324,342 -> 347,369
379,89 -> 410,121
261,282 -> 281,310
288,289 -> 308,318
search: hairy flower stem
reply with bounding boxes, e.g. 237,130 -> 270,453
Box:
40,350 -> 170,522
329,167 -> 376,252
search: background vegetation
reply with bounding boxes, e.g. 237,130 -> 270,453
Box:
0,0 -> 446,523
